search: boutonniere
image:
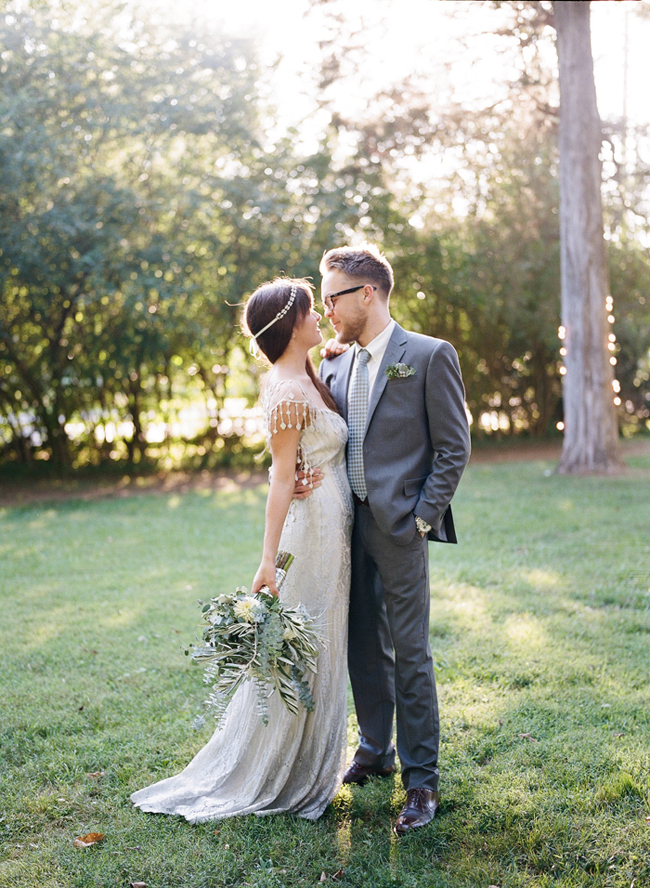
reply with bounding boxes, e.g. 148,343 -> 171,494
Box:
385,362 -> 416,380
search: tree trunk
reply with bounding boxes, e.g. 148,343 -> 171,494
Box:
127,377 -> 147,463
554,1 -> 621,474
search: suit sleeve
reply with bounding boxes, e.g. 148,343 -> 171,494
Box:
415,340 -> 471,534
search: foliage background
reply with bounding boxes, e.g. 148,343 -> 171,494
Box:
1,0 -> 649,470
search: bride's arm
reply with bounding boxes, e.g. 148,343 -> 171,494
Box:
251,419 -> 302,596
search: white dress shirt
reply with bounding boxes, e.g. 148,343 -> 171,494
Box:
347,319 -> 396,414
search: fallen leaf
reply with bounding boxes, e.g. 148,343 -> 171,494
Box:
613,732 -> 624,738
130,882 -> 147,888
518,733 -> 538,743
87,771 -> 106,779
332,870 -> 345,881
319,873 -> 327,883
73,832 -> 105,849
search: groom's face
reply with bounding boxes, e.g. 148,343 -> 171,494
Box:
321,268 -> 369,345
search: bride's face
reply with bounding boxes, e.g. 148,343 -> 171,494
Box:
293,307 -> 323,351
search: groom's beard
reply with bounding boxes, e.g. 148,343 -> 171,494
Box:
334,313 -> 367,345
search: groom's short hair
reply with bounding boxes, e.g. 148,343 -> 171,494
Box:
320,244 -> 394,299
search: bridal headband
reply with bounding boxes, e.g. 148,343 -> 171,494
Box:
249,283 -> 298,357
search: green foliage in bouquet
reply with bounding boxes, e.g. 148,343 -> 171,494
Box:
189,553 -> 320,729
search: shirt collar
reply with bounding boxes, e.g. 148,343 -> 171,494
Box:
355,319 -> 395,361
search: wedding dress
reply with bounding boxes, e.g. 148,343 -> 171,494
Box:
131,380 -> 352,822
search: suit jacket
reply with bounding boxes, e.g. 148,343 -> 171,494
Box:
319,323 -> 471,546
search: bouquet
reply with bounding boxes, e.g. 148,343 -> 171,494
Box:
189,552 -> 320,729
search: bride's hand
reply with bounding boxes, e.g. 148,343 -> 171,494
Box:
251,558 -> 279,597
320,338 -> 350,359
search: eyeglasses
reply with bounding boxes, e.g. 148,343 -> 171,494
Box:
322,285 -> 377,311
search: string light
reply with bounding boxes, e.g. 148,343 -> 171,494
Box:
605,295 -> 619,370
558,326 -> 567,378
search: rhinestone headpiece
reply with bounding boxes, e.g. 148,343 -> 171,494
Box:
249,283 -> 298,357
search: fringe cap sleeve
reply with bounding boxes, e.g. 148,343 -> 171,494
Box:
263,381 -> 313,436
262,380 -> 317,486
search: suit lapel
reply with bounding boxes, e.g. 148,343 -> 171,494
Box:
365,324 -> 408,432
332,347 -> 355,422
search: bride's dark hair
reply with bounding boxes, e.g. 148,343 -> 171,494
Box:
244,278 -> 339,414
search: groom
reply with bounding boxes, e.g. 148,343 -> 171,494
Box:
312,244 -> 470,835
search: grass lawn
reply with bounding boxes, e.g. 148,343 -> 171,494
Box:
1,455 -> 650,888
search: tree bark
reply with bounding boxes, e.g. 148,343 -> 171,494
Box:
127,375 -> 147,463
554,1 -> 621,473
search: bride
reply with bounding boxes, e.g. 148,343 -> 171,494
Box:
131,278 -> 353,822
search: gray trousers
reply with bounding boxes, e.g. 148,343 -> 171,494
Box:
348,500 -> 439,792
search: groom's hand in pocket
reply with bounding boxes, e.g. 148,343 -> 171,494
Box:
293,467 -> 323,499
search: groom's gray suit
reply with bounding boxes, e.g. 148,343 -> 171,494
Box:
320,322 -> 470,791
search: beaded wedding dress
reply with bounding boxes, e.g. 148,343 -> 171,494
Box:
131,380 -> 353,822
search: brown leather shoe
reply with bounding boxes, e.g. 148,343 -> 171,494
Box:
342,760 -> 396,786
393,788 -> 439,835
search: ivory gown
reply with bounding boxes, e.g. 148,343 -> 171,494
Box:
131,380 -> 353,822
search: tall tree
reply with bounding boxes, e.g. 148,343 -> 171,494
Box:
553,0 -> 621,473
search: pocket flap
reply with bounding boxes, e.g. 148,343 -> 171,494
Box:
404,476 -> 428,497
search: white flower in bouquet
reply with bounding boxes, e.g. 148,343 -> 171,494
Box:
233,597 -> 262,624
188,552 -> 321,729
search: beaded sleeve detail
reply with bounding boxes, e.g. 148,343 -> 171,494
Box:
261,380 -> 336,488
262,379 -> 312,433
267,398 -> 313,435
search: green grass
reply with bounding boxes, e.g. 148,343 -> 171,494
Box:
1,456 -> 650,888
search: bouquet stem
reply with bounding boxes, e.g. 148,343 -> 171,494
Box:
259,550 -> 295,595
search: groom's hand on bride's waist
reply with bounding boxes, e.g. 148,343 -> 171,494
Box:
293,468 -> 323,499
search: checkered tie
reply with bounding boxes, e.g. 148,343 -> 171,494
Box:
347,347 -> 370,499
